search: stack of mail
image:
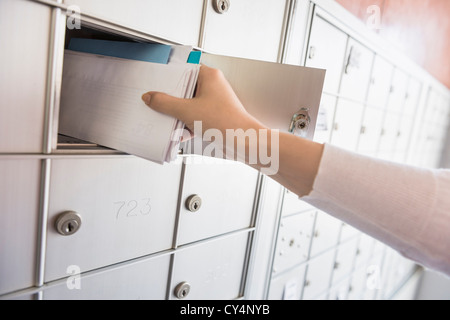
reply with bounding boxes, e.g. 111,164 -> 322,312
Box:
59,39 -> 200,164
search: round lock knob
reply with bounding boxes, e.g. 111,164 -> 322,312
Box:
55,211 -> 82,236
289,108 -> 311,138
213,0 -> 230,14
185,194 -> 202,212
174,282 -> 191,299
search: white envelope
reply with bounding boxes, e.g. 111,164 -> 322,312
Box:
59,50 -> 200,163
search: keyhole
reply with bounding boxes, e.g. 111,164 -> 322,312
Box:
221,1 -> 226,11
181,289 -> 187,297
289,239 -> 295,247
193,202 -> 199,210
66,222 -> 74,233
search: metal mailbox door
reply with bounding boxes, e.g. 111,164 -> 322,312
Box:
0,160 -> 41,295
170,232 -> 250,300
45,157 -> 182,282
63,0 -> 204,45
177,159 -> 258,245
42,254 -> 170,300
0,0 -> 51,152
202,0 -> 288,62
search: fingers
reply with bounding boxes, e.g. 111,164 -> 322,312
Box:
141,92 -> 191,120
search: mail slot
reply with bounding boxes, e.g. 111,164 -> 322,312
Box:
45,157 -> 182,282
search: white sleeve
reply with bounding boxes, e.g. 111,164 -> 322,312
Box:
301,144 -> 450,276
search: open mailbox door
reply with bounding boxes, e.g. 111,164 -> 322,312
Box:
200,53 -> 325,140
58,48 -> 325,164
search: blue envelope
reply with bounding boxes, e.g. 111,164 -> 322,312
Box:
68,38 -> 172,64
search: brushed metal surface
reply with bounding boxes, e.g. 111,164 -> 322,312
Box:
0,0 -> 51,152
201,53 -> 325,139
0,160 -> 41,295
171,232 -> 250,300
45,157 -> 182,282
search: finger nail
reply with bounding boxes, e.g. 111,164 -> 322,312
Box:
141,93 -> 152,105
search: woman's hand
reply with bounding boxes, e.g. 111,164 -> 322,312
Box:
142,65 -> 267,135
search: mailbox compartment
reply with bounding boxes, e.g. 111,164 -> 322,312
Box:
272,211 -> 315,275
42,254 -> 170,300
268,265 -> 306,300
63,0 -> 204,45
202,0 -> 288,62
170,232 -> 250,300
45,157 -> 182,281
0,0 -> 51,152
177,159 -> 259,245
0,160 -> 41,295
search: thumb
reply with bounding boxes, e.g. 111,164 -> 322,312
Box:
141,92 -> 190,120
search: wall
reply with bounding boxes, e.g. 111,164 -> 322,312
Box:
335,0 -> 450,89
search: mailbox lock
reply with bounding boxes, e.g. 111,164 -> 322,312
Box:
174,282 -> 191,299
289,108 -> 311,138
213,0 -> 230,14
55,211 -> 82,236
186,194 -> 202,212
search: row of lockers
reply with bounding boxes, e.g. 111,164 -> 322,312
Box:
9,231 -> 252,300
264,4 -> 449,300
0,157 -> 259,296
268,207 -> 417,300
1,0 -> 449,300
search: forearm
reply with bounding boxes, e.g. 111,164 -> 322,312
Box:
243,129 -> 324,198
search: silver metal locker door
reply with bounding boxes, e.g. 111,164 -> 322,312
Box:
45,157 -> 182,282
268,265 -> 306,300
306,16 -> 348,95
302,249 -> 336,300
378,112 -> 401,160
42,254 -> 170,300
63,0 -> 204,45
202,0 -> 288,62
0,160 -> 41,295
357,106 -> 384,157
366,56 -> 394,108
347,266 -> 368,300
313,94 -> 337,145
331,99 -> 365,151
386,69 -> 409,114
0,0 -> 51,152
281,189 -> 314,217
339,39 -> 374,102
170,232 -> 250,300
309,211 -> 341,258
354,234 -> 375,270
328,278 -> 350,300
403,78 -> 422,117
177,159 -> 258,245
331,238 -> 358,286
272,211 -> 315,276
339,223 -> 359,242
